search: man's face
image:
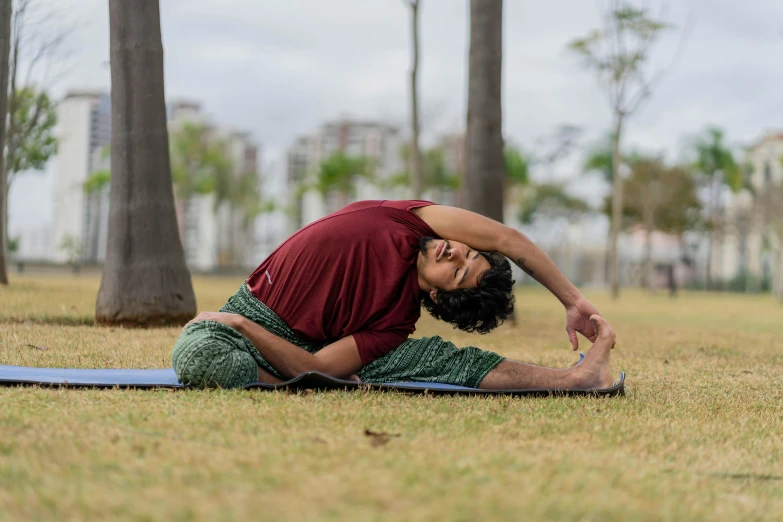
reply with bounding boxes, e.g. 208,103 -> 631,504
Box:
417,237 -> 491,299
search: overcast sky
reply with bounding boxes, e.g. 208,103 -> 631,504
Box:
9,0 -> 783,240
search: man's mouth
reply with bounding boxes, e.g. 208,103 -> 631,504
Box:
435,242 -> 445,260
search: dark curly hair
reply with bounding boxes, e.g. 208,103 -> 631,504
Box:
421,251 -> 515,334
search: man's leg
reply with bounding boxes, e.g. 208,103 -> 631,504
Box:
172,283 -> 324,388
478,315 -> 615,389
359,315 -> 615,390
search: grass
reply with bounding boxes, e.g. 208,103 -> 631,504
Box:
1,274 -> 782,521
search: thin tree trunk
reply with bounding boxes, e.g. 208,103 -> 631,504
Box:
463,0 -> 504,223
408,0 -> 423,199
608,115 -> 624,298
642,180 -> 660,291
643,221 -> 654,290
705,173 -> 719,290
0,0 -> 11,285
96,0 -> 196,326
714,170 -> 725,291
776,244 -> 783,303
228,205 -> 237,268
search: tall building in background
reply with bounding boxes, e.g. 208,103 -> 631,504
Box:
286,119 -> 406,230
49,92 -> 262,271
50,90 -> 111,264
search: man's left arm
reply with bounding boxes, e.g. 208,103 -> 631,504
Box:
414,204 -> 602,349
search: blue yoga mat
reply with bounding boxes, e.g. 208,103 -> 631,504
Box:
0,353 -> 625,396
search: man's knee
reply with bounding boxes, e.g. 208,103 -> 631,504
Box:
172,321 -> 258,389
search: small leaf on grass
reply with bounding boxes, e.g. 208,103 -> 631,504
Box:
25,344 -> 48,351
364,429 -> 400,447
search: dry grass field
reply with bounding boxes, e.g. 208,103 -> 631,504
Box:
1,274 -> 781,521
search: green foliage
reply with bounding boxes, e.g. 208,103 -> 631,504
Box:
390,144 -> 460,193
4,87 -> 57,182
689,127 -> 742,192
58,235 -> 85,265
568,5 -> 672,92
82,170 -> 111,195
8,236 -> 20,255
517,183 -> 591,224
603,157 -> 702,234
228,171 -> 274,227
169,123 -> 233,201
504,147 -> 530,186
315,152 -> 374,199
583,133 -> 649,183
423,147 -> 460,190
583,134 -> 615,182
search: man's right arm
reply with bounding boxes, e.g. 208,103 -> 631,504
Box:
233,316 -> 363,380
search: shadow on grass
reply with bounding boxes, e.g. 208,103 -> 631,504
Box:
0,315 -> 96,327
709,472 -> 783,482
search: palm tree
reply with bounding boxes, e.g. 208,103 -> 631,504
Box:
0,0 -> 11,285
388,144 -> 460,204
169,121 -> 233,258
96,0 -> 196,326
689,127 -> 742,289
503,145 -> 530,203
517,184 -> 590,225
568,2 -> 673,298
214,167 -> 273,267
315,151 -> 374,211
463,0 -> 504,223
402,0 -> 424,198
607,158 -> 702,289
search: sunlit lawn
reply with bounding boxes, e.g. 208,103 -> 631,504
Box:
1,274 -> 781,521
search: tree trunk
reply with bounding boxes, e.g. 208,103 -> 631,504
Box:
408,0 -> 423,199
705,173 -> 719,290
96,0 -> 196,326
643,220 -> 654,290
642,180 -> 660,291
608,115 -> 624,298
776,245 -> 783,303
463,0 -> 504,223
0,0 -> 11,285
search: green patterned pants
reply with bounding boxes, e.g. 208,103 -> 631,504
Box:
172,284 -> 504,389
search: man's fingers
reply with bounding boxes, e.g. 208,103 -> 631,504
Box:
568,328 -> 579,351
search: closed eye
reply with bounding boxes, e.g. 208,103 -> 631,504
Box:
455,250 -> 473,278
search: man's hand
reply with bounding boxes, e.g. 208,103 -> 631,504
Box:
565,296 -> 606,351
184,311 -> 244,331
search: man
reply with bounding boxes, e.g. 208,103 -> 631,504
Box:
172,200 -> 616,390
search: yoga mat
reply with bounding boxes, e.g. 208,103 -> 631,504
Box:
0,353 -> 625,396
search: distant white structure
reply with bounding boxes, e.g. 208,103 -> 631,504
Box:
50,90 -> 111,264
697,131 -> 783,293
49,91 -> 262,271
286,119 -> 406,231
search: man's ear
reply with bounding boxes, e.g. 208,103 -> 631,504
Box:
429,290 -> 439,304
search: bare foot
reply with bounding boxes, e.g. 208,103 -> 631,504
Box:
570,315 -> 615,389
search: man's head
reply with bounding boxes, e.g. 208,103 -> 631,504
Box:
417,237 -> 515,334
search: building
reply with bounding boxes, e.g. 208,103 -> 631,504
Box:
706,131 -> 783,292
49,92 -> 262,271
50,90 -> 111,264
286,119 -> 406,230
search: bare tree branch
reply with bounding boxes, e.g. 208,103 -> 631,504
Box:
627,12 -> 693,114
